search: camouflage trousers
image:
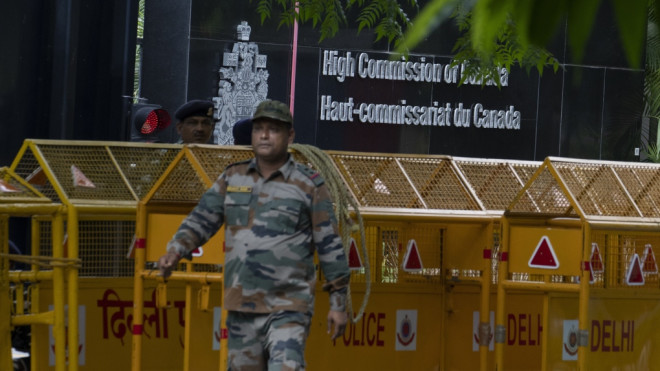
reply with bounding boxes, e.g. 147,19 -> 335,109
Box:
227,310 -> 311,371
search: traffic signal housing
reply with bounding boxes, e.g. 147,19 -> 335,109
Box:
130,103 -> 171,142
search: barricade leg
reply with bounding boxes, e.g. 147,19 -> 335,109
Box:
53,213 -> 66,371
479,222 -> 493,371
494,218 -> 510,370
0,215 -> 11,371
67,207 -> 79,371
132,203 -> 147,371
577,225 -> 591,370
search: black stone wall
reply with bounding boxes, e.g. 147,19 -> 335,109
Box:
0,0 -> 646,164
140,0 -> 643,160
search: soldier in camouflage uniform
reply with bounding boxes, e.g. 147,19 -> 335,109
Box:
158,99 -> 350,370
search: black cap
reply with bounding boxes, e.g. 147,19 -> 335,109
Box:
175,100 -> 214,121
232,118 -> 253,145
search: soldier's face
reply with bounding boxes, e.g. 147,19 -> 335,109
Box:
251,119 -> 294,162
176,116 -> 214,144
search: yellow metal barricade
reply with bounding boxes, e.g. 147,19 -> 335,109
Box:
133,145 -> 253,371
0,166 -> 63,371
498,157 -> 660,370
304,154 -> 539,371
0,139 -> 181,371
135,146 -> 541,371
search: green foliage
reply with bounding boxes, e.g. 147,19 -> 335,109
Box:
255,0 -> 417,42
256,0 -> 273,24
612,0 -> 648,68
643,138 -> 660,162
278,0 -> 654,69
253,0 -> 565,83
393,0 -> 459,55
418,0 -> 651,69
252,0 -> 653,88
643,1 -> 660,162
352,0 -> 416,43
256,0 -> 350,42
445,6 -> 559,87
645,3 -> 660,118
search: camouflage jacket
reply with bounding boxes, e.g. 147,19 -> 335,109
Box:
166,155 -> 350,314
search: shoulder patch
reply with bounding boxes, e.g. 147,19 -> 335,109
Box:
296,163 -> 325,186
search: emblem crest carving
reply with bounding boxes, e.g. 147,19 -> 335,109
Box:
213,21 -> 269,145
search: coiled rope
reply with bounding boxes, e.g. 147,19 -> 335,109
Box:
291,143 -> 370,323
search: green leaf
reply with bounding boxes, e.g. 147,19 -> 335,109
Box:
357,1 -> 383,31
507,0 -> 534,46
612,0 -> 648,68
647,4 -> 660,70
394,0 -> 461,56
527,0 -> 568,47
566,0 -> 601,64
471,0 -> 511,58
255,0 -> 273,24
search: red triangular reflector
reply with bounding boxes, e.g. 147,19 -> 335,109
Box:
528,236 -> 559,269
192,247 -> 203,257
26,167 -> 47,186
71,165 -> 95,188
590,243 -> 604,273
642,244 -> 658,274
0,179 -> 19,193
403,239 -> 423,272
626,254 -> 645,286
347,238 -> 363,270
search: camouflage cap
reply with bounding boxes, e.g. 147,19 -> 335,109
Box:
252,99 -> 293,125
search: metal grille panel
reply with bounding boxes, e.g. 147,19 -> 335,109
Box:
555,163 -> 634,217
152,156 -> 207,202
510,167 -> 575,215
399,158 -> 479,210
592,232 -> 660,289
0,168 -> 49,202
12,149 -> 62,203
108,146 -> 180,200
78,220 -> 135,277
380,228 -> 400,283
456,160 -> 538,210
37,219 -> 53,268
510,158 -> 660,219
37,145 -> 135,201
189,147 -> 254,181
332,155 -> 419,208
9,140 -> 181,204
145,147 -> 542,212
614,166 -> 660,217
511,163 -> 538,185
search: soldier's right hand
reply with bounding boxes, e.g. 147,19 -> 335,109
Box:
158,251 -> 180,279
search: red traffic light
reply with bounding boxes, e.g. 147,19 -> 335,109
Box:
132,104 -> 171,135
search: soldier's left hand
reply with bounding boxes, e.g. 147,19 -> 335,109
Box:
327,310 -> 348,341
158,250 -> 180,279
